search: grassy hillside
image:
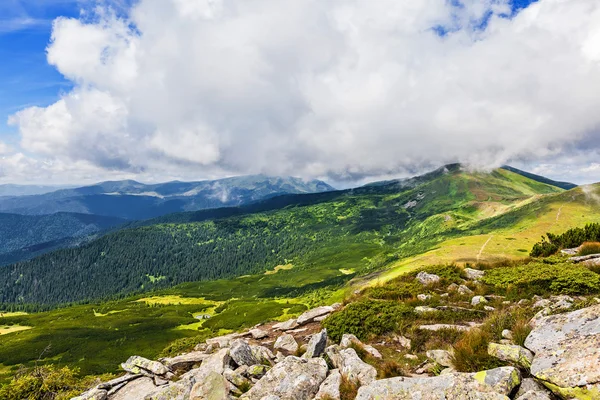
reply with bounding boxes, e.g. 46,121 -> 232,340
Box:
0,166 -> 564,308
0,168 -> 597,384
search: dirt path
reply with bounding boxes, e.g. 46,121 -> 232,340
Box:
477,235 -> 493,262
556,205 -> 564,222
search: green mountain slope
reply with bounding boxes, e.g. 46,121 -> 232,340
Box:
0,166 -> 564,308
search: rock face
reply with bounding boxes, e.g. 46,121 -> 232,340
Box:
296,306 -> 335,325
524,303 -> 600,398
314,369 -> 341,400
487,343 -> 533,369
240,356 -> 328,400
189,371 -> 229,400
303,329 -> 328,358
326,346 -> 377,386
230,339 -> 260,367
355,367 -> 521,400
274,333 -> 299,354
120,356 -> 169,376
416,272 -> 441,285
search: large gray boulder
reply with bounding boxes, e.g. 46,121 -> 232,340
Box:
487,343 -> 533,369
314,369 -> 341,400
339,334 -> 382,359
240,356 -> 328,400
355,367 -> 521,400
296,306 -> 335,325
514,378 -> 553,398
272,319 -> 299,331
274,333 -> 299,354
325,346 -> 377,386
183,348 -> 232,382
416,272 -> 440,285
206,332 -> 241,348
303,329 -> 328,358
110,377 -> 160,400
189,371 -> 229,400
161,351 -> 208,371
464,268 -> 485,280
120,356 -> 169,376
230,339 -> 260,367
524,304 -> 600,398
71,389 -> 108,400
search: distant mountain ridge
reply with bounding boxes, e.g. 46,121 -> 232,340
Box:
500,166 -> 577,190
0,175 -> 334,220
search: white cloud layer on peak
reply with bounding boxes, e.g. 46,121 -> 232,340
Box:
5,0 -> 600,184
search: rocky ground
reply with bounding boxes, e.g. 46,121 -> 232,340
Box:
72,267 -> 600,400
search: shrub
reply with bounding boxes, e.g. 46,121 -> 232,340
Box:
323,300 -> 414,342
0,365 -> 109,400
367,281 -> 421,300
377,361 -> 408,379
158,330 -> 212,358
410,328 -> 464,353
451,329 -> 503,372
339,375 -> 360,400
481,262 -> 600,296
531,223 -> 600,257
579,242 -> 600,256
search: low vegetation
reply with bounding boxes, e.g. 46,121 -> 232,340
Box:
530,222 -> 600,257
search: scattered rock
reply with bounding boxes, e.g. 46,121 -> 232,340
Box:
514,390 -> 552,400
97,374 -> 142,390
393,335 -> 412,349
339,334 -> 381,359
524,304 -> 600,398
416,272 -> 441,285
355,366 -> 521,400
120,356 -> 169,376
484,306 -> 496,311
272,319 -> 299,331
417,294 -> 432,301
249,328 -> 269,340
471,296 -> 488,306
274,334 -> 299,354
111,377 -> 160,400
224,367 -> 252,388
464,268 -> 485,280
296,306 -> 335,325
314,369 -> 341,400
325,346 -> 377,386
518,299 -> 530,306
71,389 -> 108,400
206,332 -> 241,348
247,364 -> 270,378
183,348 -> 231,382
501,329 -> 513,340
230,339 -> 260,367
162,351 -> 208,371
426,349 -> 454,368
515,378 -> 553,398
415,306 -> 438,314
487,343 -> 533,369
404,354 -> 418,360
418,324 -> 474,332
313,315 -> 329,322
303,329 -> 328,358
241,357 -> 328,400
447,283 -> 459,291
250,345 -> 275,366
458,285 -> 474,295
190,371 -> 229,400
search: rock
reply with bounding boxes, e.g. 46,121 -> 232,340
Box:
362,344 -> 382,359
418,324 -> 474,332
416,271 -> 441,285
325,346 -> 377,386
501,329 -> 513,340
458,285 -> 474,295
240,356 -> 328,400
514,390 -> 552,400
339,334 -> 381,359
154,376 -> 169,386
487,343 -> 533,369
231,339 -> 260,367
120,356 -> 169,376
533,299 -> 552,309
249,328 -> 269,340
515,378 -> 553,398
314,369 -> 341,400
415,306 -> 438,314
355,366 -> 521,400
251,345 -> 275,366
440,367 -> 456,375
247,364 -> 270,378
296,306 -> 335,325
484,306 -> 496,311
260,396 -> 281,400
417,294 -> 432,301
183,348 -> 231,382
97,374 -> 142,390
471,295 -> 488,306
161,351 -> 208,371
524,304 -> 600,398
313,315 -> 329,322
518,299 -> 530,306
447,283 -> 459,291
206,332 -> 241,348
393,335 -> 412,349
146,380 -> 195,400
404,354 -> 418,360
464,268 -> 485,280
111,377 -> 160,400
224,367 -> 252,388
71,389 -> 108,400
415,362 -> 436,375
426,349 -> 454,368
190,371 -> 229,400
303,329 -> 328,358
272,319 -> 299,331
274,334 -> 299,354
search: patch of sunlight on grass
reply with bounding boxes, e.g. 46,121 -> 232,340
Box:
135,295 -> 219,306
146,274 -> 166,283
0,311 -> 28,317
93,309 -> 126,317
264,264 -> 294,275
339,268 -> 355,275
0,325 -> 32,335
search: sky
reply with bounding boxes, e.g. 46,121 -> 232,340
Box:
0,0 -> 599,186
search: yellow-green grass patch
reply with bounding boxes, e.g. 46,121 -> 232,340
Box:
135,295 -> 220,306
264,264 -> 294,275
0,311 -> 28,317
0,325 -> 32,335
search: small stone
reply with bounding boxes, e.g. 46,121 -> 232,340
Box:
501,329 -> 513,340
230,339 -> 260,367
247,364 -> 270,378
249,328 -> 269,340
415,306 -> 438,314
303,329 -> 328,358
457,285 -> 473,295
224,367 -> 252,388
517,299 -> 530,306
447,283 -> 459,291
71,389 -> 108,400
487,343 -> 533,369
471,295 -> 488,306
416,272 -> 441,285
426,349 -> 454,367
393,335 -> 412,349
297,306 -> 335,325
272,319 -> 299,331
484,305 -> 496,311
121,356 -> 169,376
417,294 -> 432,301
404,354 -> 418,360
464,268 -> 485,280
206,332 -> 241,348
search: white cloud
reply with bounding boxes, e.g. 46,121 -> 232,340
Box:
5,0 -> 600,184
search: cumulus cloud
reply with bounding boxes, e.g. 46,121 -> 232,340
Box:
5,0 -> 600,184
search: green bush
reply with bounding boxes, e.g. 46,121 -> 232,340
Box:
451,329 -> 503,372
531,223 -> 600,257
481,262 -> 600,296
158,330 -> 212,358
323,300 -> 414,342
367,281 -> 421,300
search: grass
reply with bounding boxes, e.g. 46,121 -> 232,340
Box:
579,242 -> 600,256
0,325 -> 32,335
